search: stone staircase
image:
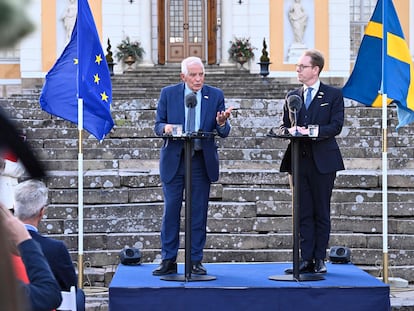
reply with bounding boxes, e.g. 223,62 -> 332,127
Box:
1,66 -> 414,310
111,66 -> 301,100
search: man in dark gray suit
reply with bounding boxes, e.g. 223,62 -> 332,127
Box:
14,179 -> 85,310
280,49 -> 345,274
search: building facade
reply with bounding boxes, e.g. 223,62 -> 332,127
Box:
0,0 -> 412,96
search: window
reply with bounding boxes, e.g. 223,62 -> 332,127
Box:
0,45 -> 20,61
350,0 -> 376,60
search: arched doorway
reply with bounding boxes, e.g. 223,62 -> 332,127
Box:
157,0 -> 217,64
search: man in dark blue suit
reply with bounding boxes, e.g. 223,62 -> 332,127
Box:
14,179 -> 85,310
279,49 -> 345,274
153,56 -> 233,276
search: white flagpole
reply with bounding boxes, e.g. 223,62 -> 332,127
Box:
78,97 -> 84,289
381,94 -> 388,284
381,0 -> 388,284
76,0 -> 84,289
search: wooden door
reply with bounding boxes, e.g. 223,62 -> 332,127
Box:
158,0 -> 217,65
167,0 -> 205,62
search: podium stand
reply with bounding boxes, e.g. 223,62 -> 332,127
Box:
267,131 -> 324,282
161,132 -> 217,282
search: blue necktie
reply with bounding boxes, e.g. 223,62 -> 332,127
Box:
187,106 -> 196,132
187,92 -> 202,152
305,87 -> 313,109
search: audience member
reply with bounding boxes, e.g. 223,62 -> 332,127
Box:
14,178 -> 86,311
1,203 -> 62,311
0,149 -> 25,211
0,206 -> 25,311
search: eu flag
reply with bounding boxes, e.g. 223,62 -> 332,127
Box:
39,0 -> 114,141
342,0 -> 414,129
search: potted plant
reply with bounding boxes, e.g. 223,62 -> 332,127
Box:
105,38 -> 115,76
115,37 -> 145,70
258,37 -> 271,77
228,37 -> 256,68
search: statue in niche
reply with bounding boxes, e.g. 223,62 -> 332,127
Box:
62,0 -> 77,44
287,0 -> 308,44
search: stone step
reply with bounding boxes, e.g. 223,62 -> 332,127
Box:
42,198 -> 414,222
46,212 -> 414,247
110,68 -> 300,99
41,212 -> 412,237
39,168 -> 414,191
221,186 -> 414,203
30,155 -> 414,171
69,247 -> 414,269
50,230 -> 414,257
21,133 -> 414,162
0,93 -> 395,113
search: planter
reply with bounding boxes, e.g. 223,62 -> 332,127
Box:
123,55 -> 136,71
258,61 -> 271,77
107,62 -> 115,76
236,56 -> 249,69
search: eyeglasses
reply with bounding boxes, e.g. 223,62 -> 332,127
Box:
295,64 -> 313,71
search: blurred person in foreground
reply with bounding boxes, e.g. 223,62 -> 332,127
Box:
0,203 -> 62,311
0,142 -> 26,212
14,179 -> 85,311
279,49 -> 344,274
153,56 -> 233,276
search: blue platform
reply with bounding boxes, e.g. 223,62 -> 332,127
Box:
109,262 -> 390,311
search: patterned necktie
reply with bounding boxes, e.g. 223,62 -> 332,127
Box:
305,87 -> 313,109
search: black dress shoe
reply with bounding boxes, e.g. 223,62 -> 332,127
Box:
284,260 -> 315,274
152,259 -> 177,276
191,262 -> 207,275
314,259 -> 327,274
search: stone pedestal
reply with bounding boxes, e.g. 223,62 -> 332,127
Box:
286,43 -> 307,63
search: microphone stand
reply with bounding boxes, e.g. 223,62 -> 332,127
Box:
292,109 -> 302,137
161,130 -> 216,282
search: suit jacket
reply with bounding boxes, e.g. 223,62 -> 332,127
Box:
154,83 -> 230,183
29,229 -> 77,292
18,238 -> 62,311
280,82 -> 345,174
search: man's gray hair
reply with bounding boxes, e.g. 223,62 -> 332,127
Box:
181,56 -> 204,76
14,179 -> 48,221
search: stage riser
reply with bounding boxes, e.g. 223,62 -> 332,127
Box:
109,263 -> 391,311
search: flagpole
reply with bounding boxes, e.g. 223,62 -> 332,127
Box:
78,97 -> 84,289
76,0 -> 84,289
39,0 -> 114,288
381,95 -> 388,284
381,0 -> 388,284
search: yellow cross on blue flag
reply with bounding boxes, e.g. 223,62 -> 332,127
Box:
39,0 -> 114,140
342,0 -> 414,129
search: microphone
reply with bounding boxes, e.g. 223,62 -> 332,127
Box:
287,94 -> 302,112
185,92 -> 197,108
286,94 -> 303,136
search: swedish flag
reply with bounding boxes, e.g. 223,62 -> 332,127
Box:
40,0 -> 114,141
343,0 -> 414,129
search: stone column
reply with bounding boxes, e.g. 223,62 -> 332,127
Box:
139,0 -> 153,66
219,0 -> 233,66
